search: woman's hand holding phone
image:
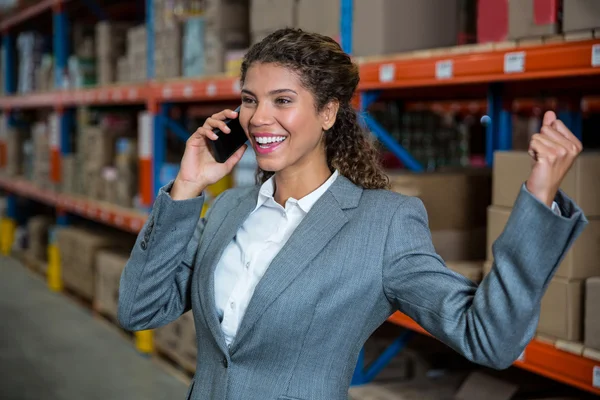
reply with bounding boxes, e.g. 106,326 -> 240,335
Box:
171,109 -> 248,200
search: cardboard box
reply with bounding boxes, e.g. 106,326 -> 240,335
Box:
183,17 -> 205,77
298,0 -> 340,40
155,311 -> 196,371
563,0 -> 600,32
96,21 -> 129,57
483,260 -> 494,276
446,261 -> 484,283
251,0 -> 296,33
538,278 -> 583,341
27,216 -> 53,264
509,0 -> 561,40
487,205 -> 600,279
455,371 -> 518,400
431,228 -> 487,262
94,249 -> 129,321
585,277 -> 600,350
388,170 -> 492,231
493,151 -> 600,216
61,155 -> 77,194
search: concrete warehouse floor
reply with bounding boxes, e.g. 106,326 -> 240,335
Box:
0,257 -> 188,400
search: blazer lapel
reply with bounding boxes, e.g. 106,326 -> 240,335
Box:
197,187 -> 259,354
229,175 -> 362,354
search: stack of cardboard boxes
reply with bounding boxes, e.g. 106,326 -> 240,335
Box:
26,215 -> 53,273
155,23 -> 182,79
5,126 -> 26,177
251,0 -> 464,57
31,122 -> 50,190
389,169 -> 492,282
94,249 -> 130,321
114,138 -> 138,208
57,227 -> 133,300
127,26 -> 148,83
96,22 -> 130,86
155,312 -> 197,372
487,151 -> 600,343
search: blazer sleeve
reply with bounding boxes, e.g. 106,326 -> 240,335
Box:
382,184 -> 588,369
117,181 -> 225,331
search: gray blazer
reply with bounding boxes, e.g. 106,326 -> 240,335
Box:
118,174 -> 587,400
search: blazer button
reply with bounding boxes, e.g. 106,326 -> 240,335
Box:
223,357 -> 228,368
140,241 -> 147,250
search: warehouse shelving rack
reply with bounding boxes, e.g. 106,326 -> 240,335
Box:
1,0 -> 600,395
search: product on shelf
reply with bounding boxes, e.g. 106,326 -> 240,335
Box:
26,215 -> 53,268
35,54 -> 54,92
127,25 -> 148,83
94,249 -> 130,321
154,311 -> 197,372
563,0 -> 600,33
16,31 -> 44,93
5,126 -> 27,177
477,0 -> 509,43
508,0 -> 561,40
57,226 -> 134,300
388,170 -> 491,262
61,154 -> 78,194
155,23 -> 182,79
116,56 -> 130,83
96,21 -> 132,86
585,277 -> 600,350
538,278 -> 584,341
115,138 -> 138,208
68,55 -> 96,89
31,122 -> 50,189
251,0 -> 297,44
182,17 -> 204,77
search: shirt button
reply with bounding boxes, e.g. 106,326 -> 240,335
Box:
223,357 -> 229,368
245,262 -> 250,269
140,241 -> 147,250
230,302 -> 235,309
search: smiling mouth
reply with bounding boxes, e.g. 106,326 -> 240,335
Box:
253,136 -> 288,149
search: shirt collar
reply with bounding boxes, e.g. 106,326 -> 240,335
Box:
254,170 -> 339,214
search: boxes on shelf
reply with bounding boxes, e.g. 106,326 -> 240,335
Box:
35,54 -> 54,92
493,151 -> 600,216
17,31 -> 44,93
251,0 -> 297,43
96,21 -> 131,85
446,261 -> 484,283
537,277 -> 583,341
155,311 -> 197,371
563,0 -> 600,33
61,154 -> 78,194
226,49 -> 247,77
68,56 -> 97,89
388,170 -> 491,261
183,17 -> 205,77
508,0 -> 561,40
31,122 -> 50,189
26,215 -> 53,266
127,25 -> 148,83
298,0 -> 340,40
115,138 -> 138,208
94,249 -> 130,321
487,205 -> 600,279
477,0 -> 509,43
155,24 -> 182,79
57,226 -> 134,300
116,56 -> 130,83
585,277 -> 600,350
6,126 -> 27,176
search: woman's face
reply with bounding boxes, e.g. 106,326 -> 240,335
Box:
239,63 -> 336,174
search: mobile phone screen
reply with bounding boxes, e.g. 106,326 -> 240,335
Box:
208,107 -> 249,163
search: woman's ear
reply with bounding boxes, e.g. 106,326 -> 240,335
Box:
321,100 -> 340,131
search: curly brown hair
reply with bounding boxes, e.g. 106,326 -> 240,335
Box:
240,28 -> 390,190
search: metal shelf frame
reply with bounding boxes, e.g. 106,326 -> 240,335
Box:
0,0 -> 599,395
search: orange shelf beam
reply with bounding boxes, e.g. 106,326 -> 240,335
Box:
150,77 -> 241,103
387,312 -> 600,396
61,85 -> 149,107
359,40 -> 600,90
0,176 -> 147,233
0,0 -> 59,31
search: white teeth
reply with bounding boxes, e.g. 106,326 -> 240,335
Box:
255,136 -> 286,144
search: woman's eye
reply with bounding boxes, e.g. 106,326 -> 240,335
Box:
276,98 -> 291,104
242,97 -> 256,104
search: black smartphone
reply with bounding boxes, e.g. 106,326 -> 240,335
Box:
207,106 -> 249,163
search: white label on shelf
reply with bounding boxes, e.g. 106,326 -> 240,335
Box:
593,366 -> 600,388
49,114 -> 60,150
592,44 -> 600,67
113,91 -> 122,101
115,215 -> 124,226
232,80 -> 241,93
138,112 -> 153,158
99,91 -> 108,101
101,211 -> 110,222
128,89 -> 138,100
504,51 -> 526,74
207,83 -> 217,96
517,350 -> 525,362
163,86 -> 172,98
436,60 -> 453,79
130,219 -> 141,231
183,85 -> 193,98
379,64 -> 395,82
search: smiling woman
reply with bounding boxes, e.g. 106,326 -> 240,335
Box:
118,28 -> 586,400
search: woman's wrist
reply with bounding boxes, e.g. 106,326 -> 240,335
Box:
170,178 -> 207,201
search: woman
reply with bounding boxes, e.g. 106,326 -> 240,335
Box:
118,29 -> 586,400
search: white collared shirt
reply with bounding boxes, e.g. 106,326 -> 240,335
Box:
214,170 -> 340,347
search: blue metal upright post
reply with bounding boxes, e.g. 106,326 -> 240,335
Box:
153,104 -> 168,197
53,8 -> 69,89
3,34 -> 16,96
486,83 -> 512,166
340,0 -> 353,54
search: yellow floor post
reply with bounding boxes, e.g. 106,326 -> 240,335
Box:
47,227 -> 63,292
135,330 -> 154,354
0,217 -> 16,256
